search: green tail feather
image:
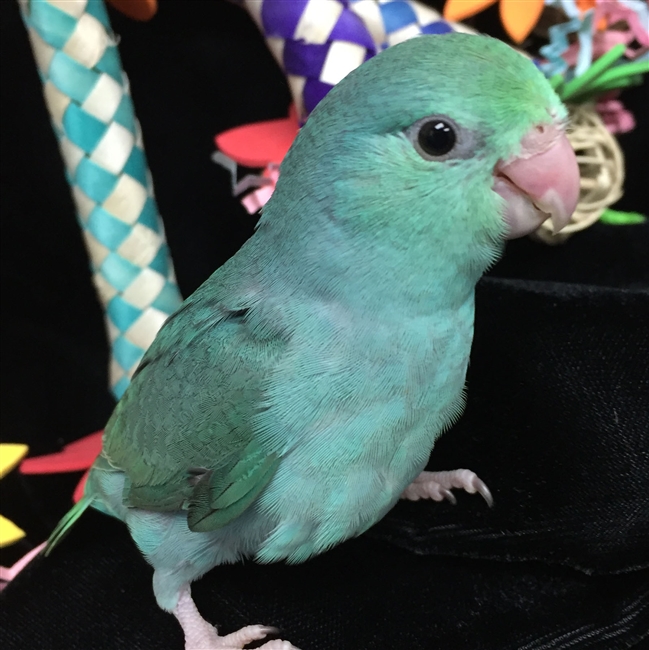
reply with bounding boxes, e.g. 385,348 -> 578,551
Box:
44,496 -> 94,556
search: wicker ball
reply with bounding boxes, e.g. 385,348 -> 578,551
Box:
533,104 -> 624,244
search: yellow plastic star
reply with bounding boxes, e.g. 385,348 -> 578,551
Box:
0,444 -> 29,548
444,0 -> 545,44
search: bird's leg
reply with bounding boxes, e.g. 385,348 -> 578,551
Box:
401,469 -> 493,507
173,587 -> 299,650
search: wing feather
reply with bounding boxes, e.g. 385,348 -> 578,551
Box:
98,280 -> 289,532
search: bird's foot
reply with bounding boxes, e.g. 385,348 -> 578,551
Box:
173,588 -> 300,649
401,469 -> 493,507
218,629 -> 298,650
216,625 -> 297,650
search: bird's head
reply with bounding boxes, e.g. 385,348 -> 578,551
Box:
268,34 -> 579,271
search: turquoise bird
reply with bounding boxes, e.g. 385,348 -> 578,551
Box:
47,34 -> 580,649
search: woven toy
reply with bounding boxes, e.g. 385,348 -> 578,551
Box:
19,0 -> 182,400
239,0 -> 468,122
1,0 -> 180,585
538,15 -> 649,242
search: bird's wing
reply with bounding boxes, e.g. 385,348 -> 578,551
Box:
99,282 -> 288,533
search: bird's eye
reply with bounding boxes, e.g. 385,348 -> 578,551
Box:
417,120 -> 456,157
406,116 -> 470,162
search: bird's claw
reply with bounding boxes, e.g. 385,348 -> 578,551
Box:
439,487 -> 457,505
174,589 -> 300,649
214,625 -> 301,649
401,469 -> 494,507
471,475 -> 494,508
217,625 -> 280,648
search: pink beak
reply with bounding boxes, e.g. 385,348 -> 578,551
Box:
494,126 -> 581,239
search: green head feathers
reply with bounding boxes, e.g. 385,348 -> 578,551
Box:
265,34 -> 566,274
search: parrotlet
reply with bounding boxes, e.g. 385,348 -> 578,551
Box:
47,34 -> 580,649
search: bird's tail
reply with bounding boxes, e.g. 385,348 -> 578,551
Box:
44,495 -> 94,556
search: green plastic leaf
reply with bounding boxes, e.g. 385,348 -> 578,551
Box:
560,44 -> 627,101
599,209 -> 647,226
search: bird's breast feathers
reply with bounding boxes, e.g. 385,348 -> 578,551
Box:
249,298 -> 474,561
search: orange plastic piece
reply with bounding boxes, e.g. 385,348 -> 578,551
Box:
107,0 -> 158,21
444,0 -> 545,43
500,0 -> 545,43
444,0 -> 497,22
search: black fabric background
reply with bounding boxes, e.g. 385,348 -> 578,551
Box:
1,1 -> 648,648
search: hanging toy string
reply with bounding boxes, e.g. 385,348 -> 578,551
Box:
19,0 -> 183,399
